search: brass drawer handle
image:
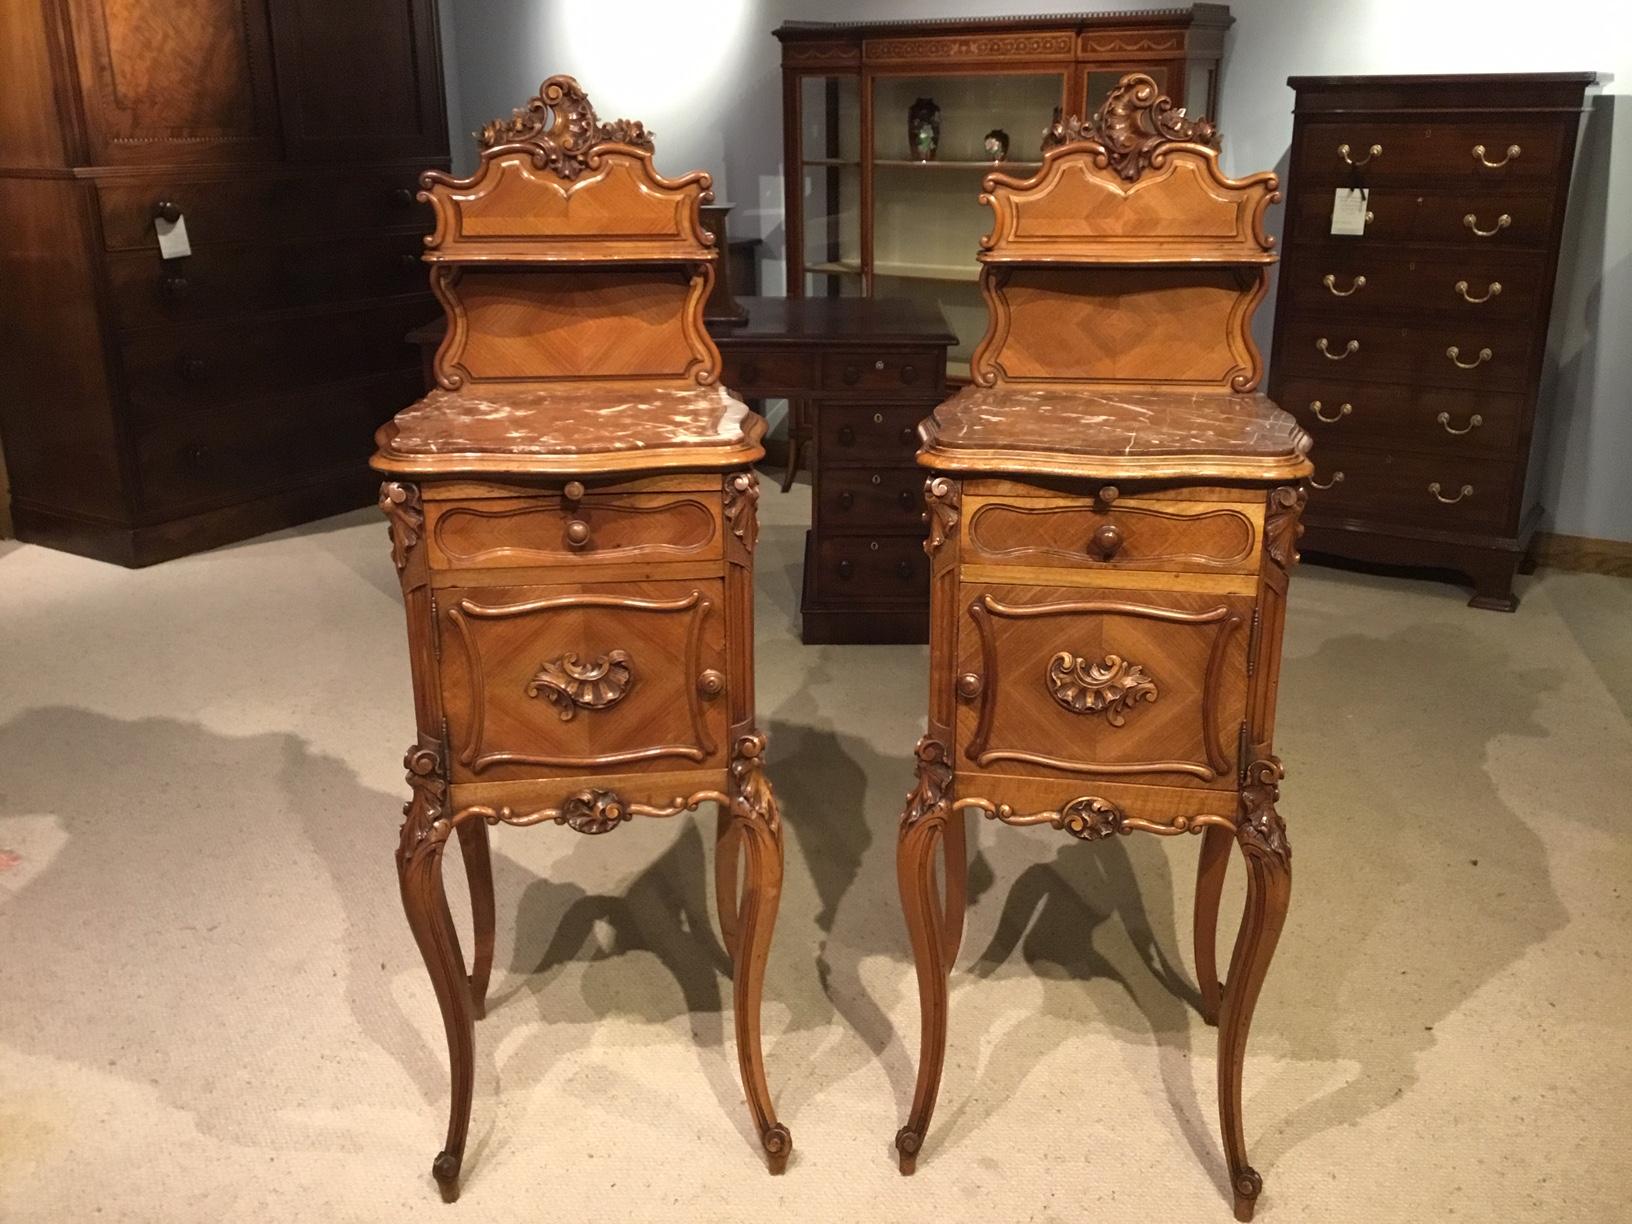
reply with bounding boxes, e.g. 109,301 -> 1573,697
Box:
1338,142 -> 1381,167
1473,143 -> 1521,168
1437,411 -> 1483,435
1428,482 -> 1473,504
1323,273 -> 1366,296
1317,337 -> 1359,360
1464,212 -> 1511,238
1455,279 -> 1502,304
1309,471 -> 1345,490
1311,400 -> 1352,423
1446,345 -> 1493,369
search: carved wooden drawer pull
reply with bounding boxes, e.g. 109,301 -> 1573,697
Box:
1473,143 -> 1521,168
1455,279 -> 1502,304
1045,652 -> 1157,726
1322,273 -> 1366,296
564,519 -> 591,547
1309,471 -> 1345,490
1428,482 -> 1474,504
526,650 -> 632,720
1088,522 -> 1125,559
1464,212 -> 1511,238
1310,400 -> 1352,423
1338,142 -> 1381,167
1437,411 -> 1483,435
1316,337 -> 1359,360
956,672 -> 984,700
1446,345 -> 1493,369
696,669 -> 724,699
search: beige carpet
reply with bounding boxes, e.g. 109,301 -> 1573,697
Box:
2,481 -> 1629,1223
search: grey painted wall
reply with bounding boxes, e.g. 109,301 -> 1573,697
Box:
439,0 -> 1630,542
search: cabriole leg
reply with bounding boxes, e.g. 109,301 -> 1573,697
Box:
1194,821 -> 1233,1025
454,818 -> 495,1019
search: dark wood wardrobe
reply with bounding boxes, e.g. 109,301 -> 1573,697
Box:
0,0 -> 448,564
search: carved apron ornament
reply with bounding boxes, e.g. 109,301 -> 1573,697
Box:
526,650 -> 633,720
1046,652 -> 1158,725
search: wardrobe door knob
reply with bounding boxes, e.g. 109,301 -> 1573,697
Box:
837,559 -> 854,579
895,560 -> 912,580
179,356 -> 207,380
391,187 -> 415,208
837,491 -> 854,510
842,364 -> 860,385
838,425 -> 856,445
153,200 -> 182,224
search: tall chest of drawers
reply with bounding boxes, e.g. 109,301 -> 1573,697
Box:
1269,73 -> 1594,609
0,0 -> 447,564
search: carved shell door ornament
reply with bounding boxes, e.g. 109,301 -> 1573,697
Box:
525,650 -> 633,720
1045,652 -> 1158,725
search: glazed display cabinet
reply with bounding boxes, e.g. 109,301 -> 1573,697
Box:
775,6 -> 1231,380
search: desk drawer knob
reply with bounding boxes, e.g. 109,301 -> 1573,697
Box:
837,559 -> 854,579
899,426 -> 915,446
837,491 -> 854,510
897,489 -> 914,509
842,364 -> 860,385
838,425 -> 855,445
179,356 -> 207,380
562,480 -> 586,504
1096,485 -> 1120,507
162,275 -> 190,298
1089,523 -> 1125,560
900,363 -> 917,384
565,520 -> 591,548
153,199 -> 182,224
896,560 -> 912,580
391,187 -> 415,208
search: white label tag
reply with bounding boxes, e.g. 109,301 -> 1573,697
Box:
155,214 -> 192,260
1330,188 -> 1369,237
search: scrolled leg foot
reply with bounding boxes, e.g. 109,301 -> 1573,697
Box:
432,1150 -> 462,1201
1232,1166 -> 1263,1221
895,1125 -> 922,1175
761,1122 -> 792,1173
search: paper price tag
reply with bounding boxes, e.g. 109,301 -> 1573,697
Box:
155,214 -> 192,260
1330,188 -> 1368,237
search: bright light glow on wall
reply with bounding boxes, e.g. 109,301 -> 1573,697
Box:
555,0 -> 752,117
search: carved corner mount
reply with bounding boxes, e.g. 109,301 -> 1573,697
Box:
724,471 -> 760,552
922,477 -> 960,556
476,74 -> 654,178
729,731 -> 780,831
398,737 -> 450,862
525,650 -> 633,720
1266,486 -> 1307,570
379,482 -> 424,572
1045,652 -> 1158,726
1239,757 -> 1291,867
1042,72 -> 1218,180
901,736 -> 953,829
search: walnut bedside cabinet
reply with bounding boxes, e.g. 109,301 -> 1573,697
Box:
892,76 -> 1313,1221
372,77 -> 790,1200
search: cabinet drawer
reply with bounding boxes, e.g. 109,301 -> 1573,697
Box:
963,494 -> 1263,576
1277,316 -> 1535,392
1278,377 -> 1523,458
97,167 -> 432,252
134,367 -> 419,515
953,583 -> 1251,790
425,487 -> 722,570
106,232 -> 430,331
812,534 -> 928,603
1305,443 -> 1519,533
724,348 -> 816,395
820,352 -> 935,394
121,300 -> 430,424
1291,185 -> 1558,251
817,468 -> 927,532
1279,247 -> 1549,323
437,578 -> 731,785
816,404 -> 923,466
1293,120 -> 1568,185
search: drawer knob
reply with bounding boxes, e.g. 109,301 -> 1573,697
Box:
838,491 -> 854,510
565,519 -> 591,548
1322,273 -> 1366,297
1311,400 -> 1352,423
898,489 -> 914,509
837,559 -> 854,579
1337,142 -> 1381,167
896,560 -> 913,580
562,480 -> 586,504
900,364 -> 917,384
842,364 -> 860,385
1429,481 -> 1474,504
1088,523 -> 1125,560
153,200 -> 182,224
391,187 -> 415,208
1454,279 -> 1502,304
956,672 -> 984,700
838,425 -> 856,445
740,362 -> 760,384
162,275 -> 190,298
398,253 -> 422,271
697,669 -> 725,699
1472,143 -> 1521,169
1446,345 -> 1493,369
182,443 -> 209,467
1316,337 -> 1359,360
1309,471 -> 1345,491
1464,212 -> 1511,238
179,356 -> 207,380
1437,411 -> 1483,435
899,426 -> 915,445
1096,485 -> 1120,507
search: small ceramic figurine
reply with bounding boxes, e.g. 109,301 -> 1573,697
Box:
984,128 -> 1010,162
908,97 -> 940,161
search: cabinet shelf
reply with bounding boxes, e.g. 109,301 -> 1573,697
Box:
875,158 -> 1044,171
874,261 -> 980,283
802,158 -> 860,168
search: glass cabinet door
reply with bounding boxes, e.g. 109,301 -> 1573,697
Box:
797,74 -> 862,297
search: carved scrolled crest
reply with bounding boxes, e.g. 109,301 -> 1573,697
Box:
379,482 -> 424,572
1239,757 -> 1290,867
1265,486 -> 1307,570
1042,72 -> 1218,180
476,74 -> 654,177
1045,652 -> 1158,725
526,650 -> 633,720
724,471 -> 760,552
922,477 -> 960,556
901,736 -> 953,829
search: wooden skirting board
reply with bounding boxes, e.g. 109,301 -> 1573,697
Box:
1533,531 -> 1632,578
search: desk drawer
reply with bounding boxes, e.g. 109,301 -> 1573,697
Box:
1290,185 -> 1558,251
1279,247 -> 1549,324
437,578 -> 730,784
821,352 -> 934,393
1277,316 -> 1535,392
1279,376 -> 1523,458
812,534 -> 928,603
817,468 -> 927,531
1305,443 -> 1518,533
725,349 -> 816,395
1293,120 -> 1568,186
953,583 -> 1251,791
817,404 -> 923,467
962,494 -> 1263,576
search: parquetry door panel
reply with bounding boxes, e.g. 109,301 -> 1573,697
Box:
438,579 -> 730,783
954,583 -> 1251,788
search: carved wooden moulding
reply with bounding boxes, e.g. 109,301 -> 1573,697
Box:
1045,651 -> 1158,724
476,74 -> 653,176
526,650 -> 634,720
1042,71 -> 1218,179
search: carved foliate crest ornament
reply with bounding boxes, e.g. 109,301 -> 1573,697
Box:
1046,652 -> 1158,725
922,477 -> 960,555
476,75 -> 654,178
1042,72 -> 1219,180
526,650 -> 633,720
724,471 -> 760,552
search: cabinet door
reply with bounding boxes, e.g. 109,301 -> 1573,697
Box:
66,0 -> 280,165
267,0 -> 447,162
